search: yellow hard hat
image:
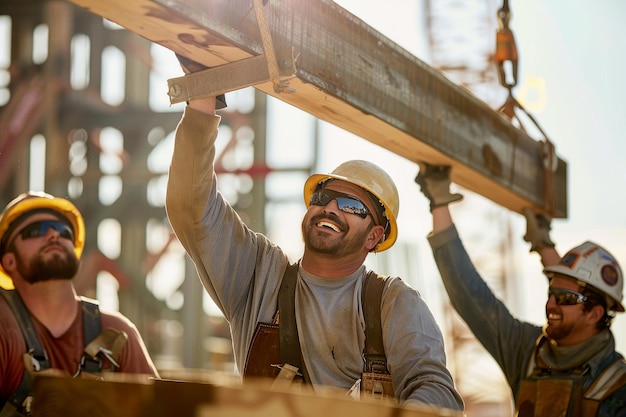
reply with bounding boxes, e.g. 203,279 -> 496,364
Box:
0,191 -> 85,287
0,274 -> 13,290
303,160 -> 399,252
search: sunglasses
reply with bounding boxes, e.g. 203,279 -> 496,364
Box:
309,189 -> 372,219
15,220 -> 74,243
548,288 -> 588,306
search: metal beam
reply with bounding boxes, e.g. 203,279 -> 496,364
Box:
65,0 -> 567,217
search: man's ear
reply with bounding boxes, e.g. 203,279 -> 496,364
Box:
1,252 -> 16,273
587,304 -> 605,327
366,225 -> 385,252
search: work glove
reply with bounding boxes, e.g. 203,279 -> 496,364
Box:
415,162 -> 463,211
522,207 -> 555,253
176,53 -> 227,109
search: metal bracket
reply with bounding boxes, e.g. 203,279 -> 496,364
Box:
167,48 -> 297,105
270,363 -> 301,390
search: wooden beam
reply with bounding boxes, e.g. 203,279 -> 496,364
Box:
33,375 -> 464,417
66,0 -> 567,217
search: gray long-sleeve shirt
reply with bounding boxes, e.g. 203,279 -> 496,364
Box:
428,225 -> 541,398
166,107 -> 463,411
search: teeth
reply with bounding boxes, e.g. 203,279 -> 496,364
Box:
548,313 -> 561,320
318,221 -> 340,232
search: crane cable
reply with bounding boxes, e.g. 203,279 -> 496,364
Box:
495,0 -> 557,217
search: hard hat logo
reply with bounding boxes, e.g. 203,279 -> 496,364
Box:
601,265 -> 619,287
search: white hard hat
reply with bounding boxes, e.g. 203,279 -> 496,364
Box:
544,241 -> 624,312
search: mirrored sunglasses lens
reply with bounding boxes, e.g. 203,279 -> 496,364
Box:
334,197 -> 369,218
310,191 -> 330,207
311,190 -> 370,219
549,289 -> 585,305
556,293 -> 576,305
21,221 -> 73,241
21,222 -> 45,239
57,226 -> 74,240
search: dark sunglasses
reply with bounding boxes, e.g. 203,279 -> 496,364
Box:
309,189 -> 371,219
548,288 -> 588,306
16,220 -> 74,243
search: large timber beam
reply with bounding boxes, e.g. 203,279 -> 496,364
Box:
33,374 -> 463,417
66,0 -> 567,217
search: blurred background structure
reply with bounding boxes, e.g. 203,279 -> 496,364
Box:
1,1 -> 624,416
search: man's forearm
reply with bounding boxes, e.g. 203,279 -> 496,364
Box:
187,96 -> 216,115
431,205 -> 453,234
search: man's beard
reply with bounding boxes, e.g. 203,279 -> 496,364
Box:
544,308 -> 576,343
302,213 -> 372,257
544,322 -> 574,342
16,245 -> 79,284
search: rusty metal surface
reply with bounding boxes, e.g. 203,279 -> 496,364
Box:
64,0 -> 567,217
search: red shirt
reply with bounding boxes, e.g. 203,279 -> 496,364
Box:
0,293 -> 159,401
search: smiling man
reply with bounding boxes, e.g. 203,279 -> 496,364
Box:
415,162 -> 626,416
165,84 -> 463,412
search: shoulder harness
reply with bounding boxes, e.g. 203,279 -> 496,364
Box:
0,288 -> 125,416
518,335 -> 626,416
244,264 -> 393,397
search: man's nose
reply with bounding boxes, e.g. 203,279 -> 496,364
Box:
322,197 -> 340,212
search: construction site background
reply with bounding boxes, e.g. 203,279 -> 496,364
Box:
0,1 -> 624,416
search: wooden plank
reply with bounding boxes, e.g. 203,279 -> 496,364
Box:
32,375 -> 463,417
66,0 -> 567,217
